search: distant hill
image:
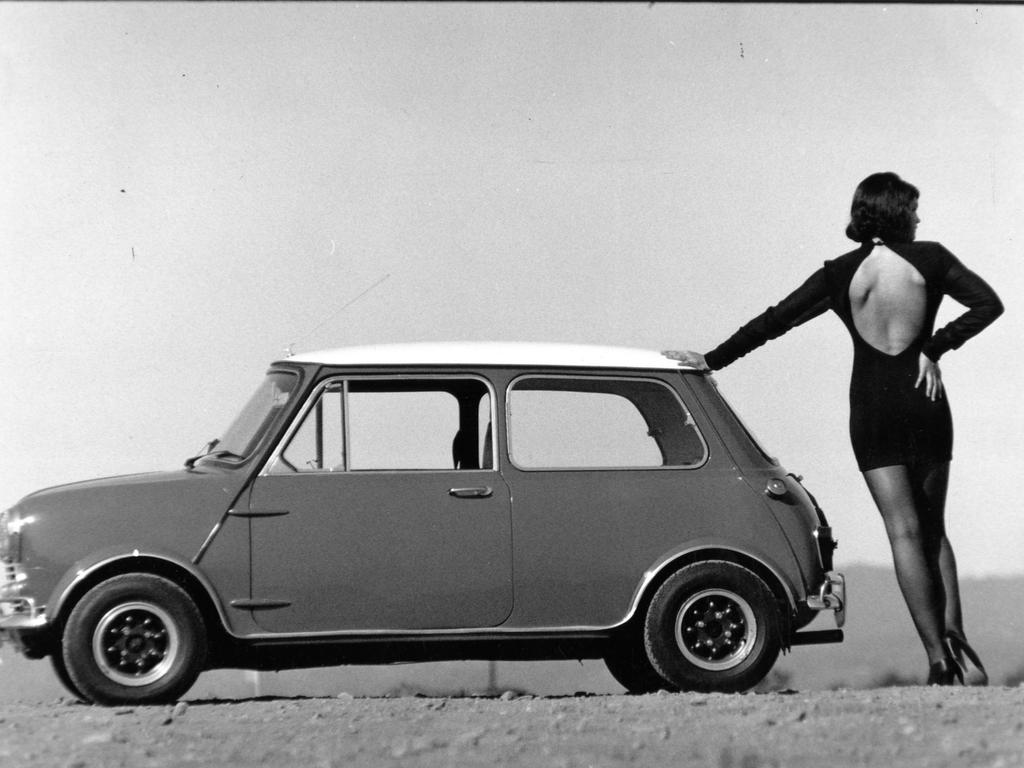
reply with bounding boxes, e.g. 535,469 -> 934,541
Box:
772,564 -> 1024,690
2,565 -> 1021,702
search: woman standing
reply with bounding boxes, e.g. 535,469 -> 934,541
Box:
665,172 -> 1003,684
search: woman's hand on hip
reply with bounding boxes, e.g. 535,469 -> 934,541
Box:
662,349 -> 710,371
915,353 -> 944,401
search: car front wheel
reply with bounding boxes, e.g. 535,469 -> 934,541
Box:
50,649 -> 85,702
643,560 -> 781,693
62,574 -> 207,705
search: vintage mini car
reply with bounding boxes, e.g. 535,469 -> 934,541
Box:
1,342 -> 844,704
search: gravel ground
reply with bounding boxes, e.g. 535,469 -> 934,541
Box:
1,687 -> 1022,768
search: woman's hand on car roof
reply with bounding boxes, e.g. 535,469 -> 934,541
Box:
662,349 -> 710,372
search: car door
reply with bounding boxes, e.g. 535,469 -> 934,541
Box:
499,372 -> 782,627
245,374 -> 513,633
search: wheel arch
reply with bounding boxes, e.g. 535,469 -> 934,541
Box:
620,546 -> 796,644
47,553 -> 229,655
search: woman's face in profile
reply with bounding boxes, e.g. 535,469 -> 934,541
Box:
908,199 -> 920,240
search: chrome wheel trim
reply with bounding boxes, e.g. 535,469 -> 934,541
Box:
674,588 -> 757,671
92,601 -> 180,687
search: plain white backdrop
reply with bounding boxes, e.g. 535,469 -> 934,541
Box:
2,3 -> 1022,576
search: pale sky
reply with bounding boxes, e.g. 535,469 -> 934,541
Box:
2,3 -> 1022,576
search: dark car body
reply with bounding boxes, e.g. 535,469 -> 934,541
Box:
1,343 -> 844,703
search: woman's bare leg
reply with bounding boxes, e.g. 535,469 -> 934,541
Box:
863,464 -> 948,665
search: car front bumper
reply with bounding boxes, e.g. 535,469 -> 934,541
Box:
0,560 -> 49,653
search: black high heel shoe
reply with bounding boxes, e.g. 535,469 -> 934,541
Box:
946,630 -> 988,686
926,656 -> 960,686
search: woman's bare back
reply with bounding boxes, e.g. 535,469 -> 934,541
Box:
848,244 -> 927,355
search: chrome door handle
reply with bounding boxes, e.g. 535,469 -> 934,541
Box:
449,486 -> 493,499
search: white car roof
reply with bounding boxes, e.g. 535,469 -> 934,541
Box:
283,342 -> 696,371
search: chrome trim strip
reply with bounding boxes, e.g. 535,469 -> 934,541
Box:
193,520 -> 223,564
228,509 -> 290,518
218,623 -> 617,641
342,379 -> 350,471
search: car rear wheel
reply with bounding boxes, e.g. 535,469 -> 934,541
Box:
62,574 -> 207,705
643,560 -> 781,693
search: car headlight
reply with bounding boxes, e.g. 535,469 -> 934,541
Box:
0,509 -> 31,562
0,508 -> 9,560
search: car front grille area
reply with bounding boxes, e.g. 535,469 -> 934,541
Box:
0,560 -> 31,617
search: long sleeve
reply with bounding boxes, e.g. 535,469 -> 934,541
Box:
922,253 -> 1004,361
704,267 -> 831,371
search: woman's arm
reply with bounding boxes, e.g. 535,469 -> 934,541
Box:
921,252 -> 1004,361
701,267 -> 831,370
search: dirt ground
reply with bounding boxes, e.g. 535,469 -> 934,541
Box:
1,687 -> 1022,768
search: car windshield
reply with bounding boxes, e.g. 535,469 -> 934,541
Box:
201,370 -> 299,463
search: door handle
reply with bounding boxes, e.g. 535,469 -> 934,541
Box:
449,486 -> 493,499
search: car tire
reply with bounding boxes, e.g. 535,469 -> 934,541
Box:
62,574 -> 207,705
643,560 -> 781,693
50,649 -> 85,702
604,630 -> 677,694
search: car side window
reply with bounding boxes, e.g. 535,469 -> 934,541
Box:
507,376 -> 706,469
347,389 -> 458,470
268,377 -> 494,473
277,382 -> 345,472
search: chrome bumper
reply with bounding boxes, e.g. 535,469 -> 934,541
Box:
0,560 -> 47,646
806,570 -> 846,628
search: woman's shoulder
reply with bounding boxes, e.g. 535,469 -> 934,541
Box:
823,242 -> 870,264
897,240 -> 954,256
891,240 -> 958,274
822,243 -> 871,277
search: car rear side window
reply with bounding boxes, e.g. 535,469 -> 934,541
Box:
507,376 -> 706,470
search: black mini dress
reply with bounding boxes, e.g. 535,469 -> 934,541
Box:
703,241 -> 1003,471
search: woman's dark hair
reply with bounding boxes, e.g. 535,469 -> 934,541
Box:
845,172 -> 920,243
